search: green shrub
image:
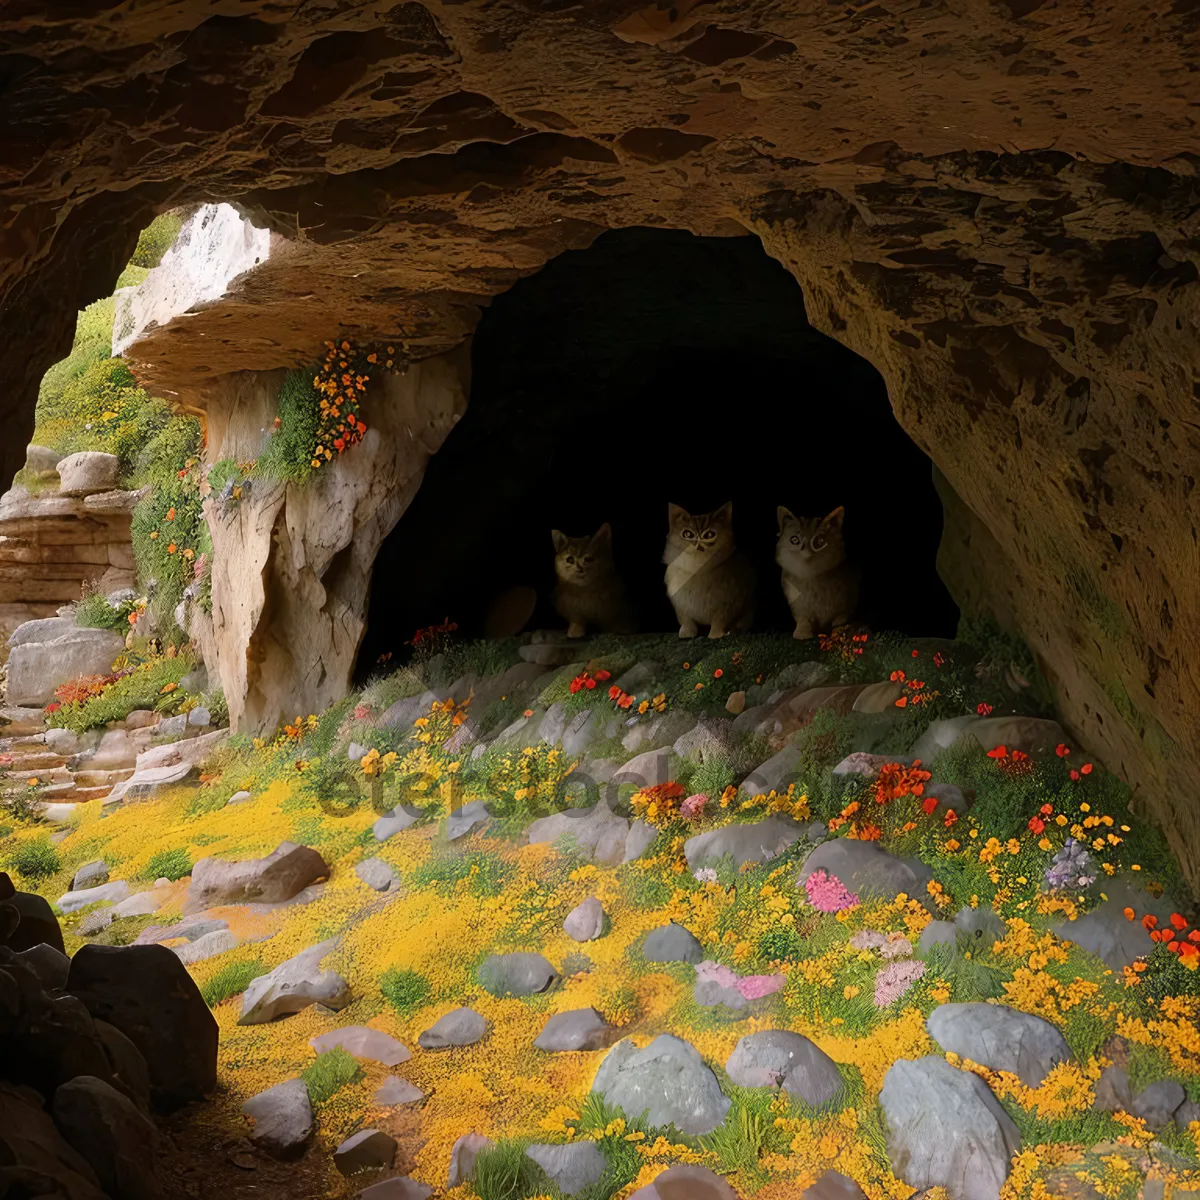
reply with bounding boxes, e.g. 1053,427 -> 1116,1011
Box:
201,959 -> 266,1007
144,847 -> 192,882
128,211 -> 184,269
9,837 -> 60,882
75,589 -> 137,631
301,1047 -> 362,1104
471,1141 -> 543,1200
254,369 -> 321,483
380,966 -> 433,1017
47,655 -> 195,734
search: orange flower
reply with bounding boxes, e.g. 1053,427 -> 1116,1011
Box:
1142,914 -> 1158,931
1080,763 -> 1093,775
986,745 -> 1008,759
166,542 -> 177,554
894,695 -> 908,708
1123,907 -> 1136,921
1170,912 -> 1188,930
165,507 -> 176,521
713,668 -> 723,678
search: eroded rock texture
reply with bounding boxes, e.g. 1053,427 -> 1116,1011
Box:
1,2 -> 1198,880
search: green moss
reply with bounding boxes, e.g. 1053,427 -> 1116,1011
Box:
380,966 -> 432,1017
8,837 -> 61,882
128,211 -> 184,269
75,589 -> 138,631
409,850 -> 511,898
201,959 -> 266,1007
143,847 -> 192,882
254,369 -> 321,483
301,1047 -> 363,1105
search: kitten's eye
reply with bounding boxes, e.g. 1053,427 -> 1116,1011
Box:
682,529 -> 696,540
701,530 -> 716,541
812,536 -> 826,551
565,555 -> 575,564
790,535 -> 801,546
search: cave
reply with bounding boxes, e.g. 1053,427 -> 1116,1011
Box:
361,227 -> 959,667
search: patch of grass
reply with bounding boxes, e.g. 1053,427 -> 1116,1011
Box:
409,850 -> 511,898
47,655 -> 196,734
254,369 -> 321,484
471,1140 -> 543,1200
301,1047 -> 362,1105
143,846 -> 192,882
201,958 -> 266,1007
9,837 -> 61,882
380,966 -> 432,1017
129,211 -> 184,268
75,587 -> 138,631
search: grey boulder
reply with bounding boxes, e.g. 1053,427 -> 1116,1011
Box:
564,896 -> 607,941
447,799 -> 491,840
187,841 -> 329,911
1131,1079 -> 1185,1130
629,1164 -> 740,1199
880,1056 -> 1020,1200
591,1034 -> 730,1135
238,939 -> 350,1024
725,1031 -> 843,1107
804,1172 -> 868,1200
926,1003 -> 1070,1087
355,857 -> 397,891
359,1177 -> 434,1199
643,921 -> 704,964
1051,880 -> 1175,970
310,1025 -> 410,1066
58,880 -> 131,914
448,1132 -> 494,1186
334,1128 -> 396,1175
684,816 -> 807,870
534,1008 -> 612,1052
375,1076 -> 424,1105
526,1142 -> 607,1195
528,802 -> 631,865
418,1007 -> 486,1049
52,1075 -> 161,1200
797,839 -> 933,906
72,861 -> 110,890
58,451 -> 120,496
242,1078 -> 314,1159
6,627 -> 126,707
374,805 -> 423,842
476,952 -> 559,997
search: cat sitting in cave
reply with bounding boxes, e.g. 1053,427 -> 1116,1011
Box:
552,523 -> 635,637
776,505 -> 860,639
663,502 -> 756,639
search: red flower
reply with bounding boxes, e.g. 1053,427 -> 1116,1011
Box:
1142,914 -> 1158,931
334,437 -> 345,452
585,677 -> 596,689
617,693 -> 634,710
911,649 -> 920,658
569,678 -> 583,694
1189,930 -> 1200,943
922,796 -> 938,816
986,745 -> 1008,760
944,809 -> 958,827
1028,817 -> 1045,833
1123,907 -> 1136,921
890,670 -> 906,683
977,702 -> 993,716
713,668 -> 724,678
1170,913 -> 1188,931
1055,743 -> 1071,757
594,670 -> 611,682
356,420 -> 367,434
894,696 -> 908,708
933,652 -> 945,667
1070,769 -> 1080,781
1080,763 -> 1093,775
1011,749 -> 1028,762
608,685 -> 621,700
1040,803 -> 1053,815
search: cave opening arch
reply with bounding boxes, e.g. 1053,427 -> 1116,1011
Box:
358,227 -> 958,673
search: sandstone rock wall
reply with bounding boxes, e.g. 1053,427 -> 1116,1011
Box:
199,350 -> 469,732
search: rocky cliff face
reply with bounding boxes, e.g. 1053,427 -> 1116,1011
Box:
0,1 -> 1198,882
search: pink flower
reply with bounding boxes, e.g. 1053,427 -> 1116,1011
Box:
849,930 -> 887,951
804,869 -> 859,914
736,973 -> 785,1000
873,959 -> 926,1007
681,793 -> 708,821
880,935 -> 914,960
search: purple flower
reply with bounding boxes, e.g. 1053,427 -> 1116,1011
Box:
805,869 -> 859,914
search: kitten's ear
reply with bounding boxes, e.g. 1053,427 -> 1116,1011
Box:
667,503 -> 688,526
551,529 -> 567,552
776,505 -> 794,531
591,522 -> 613,549
823,506 -> 846,531
712,501 -> 733,524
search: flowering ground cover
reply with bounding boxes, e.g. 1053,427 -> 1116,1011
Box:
4,628 -> 1199,1199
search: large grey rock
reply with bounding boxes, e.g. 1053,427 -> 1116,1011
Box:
57,451 -> 120,497
1131,1079 -> 1185,1130
335,1128 -> 397,1175
447,1132 -> 493,1186
1051,880 -> 1175,969
50,878 -> 116,923
673,715 -> 737,764
629,1164 -> 741,1200
643,921 -> 704,964
797,839 -> 933,906
564,896 -> 606,941
104,760 -> 198,803
374,805 -> 423,841
534,1007 -> 612,1052
78,909 -> 115,937
356,857 -> 397,891
359,1178 -> 434,1200
242,1078 -> 314,1160
173,928 -> 238,965
926,1003 -> 1070,1088
25,443 -> 64,474
803,1172 -> 868,1200
187,841 -> 329,911
72,861 -> 110,890
310,1025 -> 410,1066
112,891 -> 163,920
612,747 -> 676,788
477,951 -> 559,997
919,921 -> 957,955
7,615 -> 75,648
832,752 -> 915,778
739,743 -> 803,799
374,1076 -> 424,1105
67,944 -> 218,1112
591,1034 -> 730,1135
726,1031 -> 843,1107
623,818 -> 658,862
238,939 -> 350,1024
954,906 -> 1006,946
562,709 -> 601,757
93,1019 -> 151,1112
0,1080 -> 107,1200
52,1075 -> 161,1200
526,1142 -> 607,1195
1092,1063 -> 1133,1112
880,1056 -> 1020,1200
528,802 -> 631,864
418,1007 -> 486,1049
622,710 -> 697,755
685,816 -> 808,870
15,942 -> 71,991
910,714 -> 1066,762
447,799 -> 491,840
7,627 -> 126,706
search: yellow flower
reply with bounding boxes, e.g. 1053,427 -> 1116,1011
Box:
843,985 -> 859,1000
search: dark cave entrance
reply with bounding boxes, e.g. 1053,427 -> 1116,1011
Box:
358,228 -> 958,672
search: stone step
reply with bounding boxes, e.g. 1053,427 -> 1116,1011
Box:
0,708 -> 48,737
72,768 -> 134,788
71,785 -> 116,802
5,766 -> 74,785
2,752 -> 69,772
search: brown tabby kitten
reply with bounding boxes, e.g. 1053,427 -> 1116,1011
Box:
663,502 -> 756,639
775,505 -> 860,639
552,523 -> 634,637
